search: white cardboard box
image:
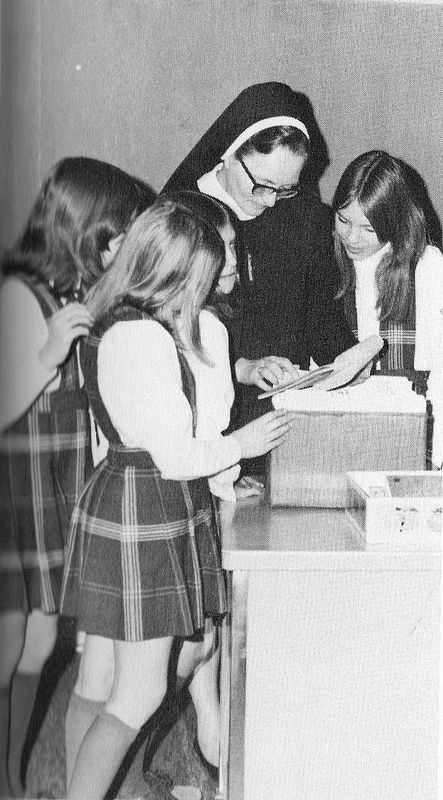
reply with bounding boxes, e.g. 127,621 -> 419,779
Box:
268,377 -> 427,507
345,470 -> 442,549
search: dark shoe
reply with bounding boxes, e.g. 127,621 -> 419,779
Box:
143,769 -> 175,798
193,737 -> 219,783
142,683 -> 191,779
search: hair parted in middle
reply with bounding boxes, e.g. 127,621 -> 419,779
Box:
236,125 -> 310,161
332,150 -> 427,322
85,194 -> 226,361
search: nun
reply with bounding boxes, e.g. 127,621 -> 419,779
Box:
164,82 -> 360,448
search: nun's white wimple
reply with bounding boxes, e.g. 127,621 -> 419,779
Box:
221,116 -> 310,160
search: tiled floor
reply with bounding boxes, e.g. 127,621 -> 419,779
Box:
23,629 -> 218,800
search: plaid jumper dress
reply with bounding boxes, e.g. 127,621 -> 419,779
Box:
0,276 -> 92,613
343,283 -> 428,396
60,304 -> 227,641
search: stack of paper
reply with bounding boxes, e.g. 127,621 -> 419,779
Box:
273,376 -> 426,415
259,334 -> 383,398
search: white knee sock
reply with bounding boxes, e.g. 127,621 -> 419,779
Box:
64,691 -> 105,790
67,711 -> 137,799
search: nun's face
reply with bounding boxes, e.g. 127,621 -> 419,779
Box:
219,146 -> 306,218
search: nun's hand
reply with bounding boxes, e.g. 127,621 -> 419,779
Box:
235,356 -> 301,391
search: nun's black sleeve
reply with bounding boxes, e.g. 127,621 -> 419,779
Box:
235,192 -> 356,369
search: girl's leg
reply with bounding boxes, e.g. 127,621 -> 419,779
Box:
67,637 -> 173,800
65,634 -> 115,788
0,610 -> 27,798
177,621 -> 220,767
8,610 -> 58,797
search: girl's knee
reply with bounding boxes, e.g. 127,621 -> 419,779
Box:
202,624 -> 218,660
195,621 -> 218,666
17,611 -> 58,673
105,637 -> 172,729
74,634 -> 115,702
0,611 -> 27,684
107,673 -> 168,729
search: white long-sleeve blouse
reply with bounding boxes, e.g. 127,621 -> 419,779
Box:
415,245 -> 443,468
183,309 -> 240,500
97,316 -> 241,481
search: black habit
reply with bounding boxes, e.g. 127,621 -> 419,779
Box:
163,82 -> 356,426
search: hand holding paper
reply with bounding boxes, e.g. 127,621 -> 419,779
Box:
258,335 -> 383,398
236,355 -> 301,390
315,335 -> 383,391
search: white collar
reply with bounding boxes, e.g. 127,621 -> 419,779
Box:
197,164 -> 255,221
354,242 -> 391,286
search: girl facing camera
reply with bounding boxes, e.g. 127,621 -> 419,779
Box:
333,149 -> 443,468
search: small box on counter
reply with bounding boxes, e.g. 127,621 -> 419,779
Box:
345,471 -> 442,548
267,376 -> 427,507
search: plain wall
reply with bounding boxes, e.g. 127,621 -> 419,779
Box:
1,0 -> 442,245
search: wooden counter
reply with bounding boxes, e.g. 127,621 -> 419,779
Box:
219,497 -> 440,800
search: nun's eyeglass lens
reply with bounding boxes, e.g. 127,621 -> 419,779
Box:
237,155 -> 298,199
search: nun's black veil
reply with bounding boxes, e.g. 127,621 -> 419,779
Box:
161,83 -> 331,434
163,82 -> 329,193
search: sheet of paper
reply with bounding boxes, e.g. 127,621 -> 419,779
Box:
273,375 -> 426,414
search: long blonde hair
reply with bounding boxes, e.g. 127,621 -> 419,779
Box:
85,195 -> 225,360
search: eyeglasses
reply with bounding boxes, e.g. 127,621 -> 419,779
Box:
237,155 -> 299,199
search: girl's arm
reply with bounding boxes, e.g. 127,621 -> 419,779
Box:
189,311 -> 240,499
414,245 -> 443,373
98,319 -> 242,480
415,245 -> 443,468
0,278 -> 92,431
0,278 -> 58,430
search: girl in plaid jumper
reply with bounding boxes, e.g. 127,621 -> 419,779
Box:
333,150 -> 443,469
62,195 -> 294,799
0,157 -> 150,798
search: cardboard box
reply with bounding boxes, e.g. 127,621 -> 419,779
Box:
267,377 -> 427,507
345,471 -> 442,548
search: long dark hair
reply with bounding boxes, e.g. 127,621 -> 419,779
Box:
86,195 -> 225,362
332,150 -> 427,322
2,157 -> 152,297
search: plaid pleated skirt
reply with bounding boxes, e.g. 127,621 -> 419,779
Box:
60,444 -> 227,641
0,392 -> 91,614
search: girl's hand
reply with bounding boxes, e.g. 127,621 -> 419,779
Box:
39,303 -> 93,371
318,334 -> 383,390
236,356 -> 301,390
235,475 -> 264,499
316,360 -> 372,391
229,409 -> 296,458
